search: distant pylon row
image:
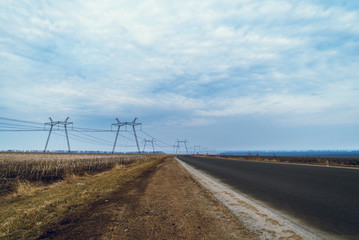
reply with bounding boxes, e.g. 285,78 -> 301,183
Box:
43,117 -> 192,154
43,117 -> 143,153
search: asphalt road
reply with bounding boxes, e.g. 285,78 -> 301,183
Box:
177,155 -> 359,238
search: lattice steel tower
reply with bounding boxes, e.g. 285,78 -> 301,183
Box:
143,138 -> 155,153
174,139 -> 189,154
44,117 -> 73,152
111,117 -> 141,154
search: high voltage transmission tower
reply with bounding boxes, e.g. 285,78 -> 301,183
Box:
44,117 -> 73,152
111,118 -> 141,154
193,145 -> 201,154
174,139 -> 189,154
143,138 -> 155,153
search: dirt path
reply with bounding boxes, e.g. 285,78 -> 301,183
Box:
41,157 -> 253,240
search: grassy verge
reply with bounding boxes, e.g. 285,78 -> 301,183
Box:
0,157 -> 162,240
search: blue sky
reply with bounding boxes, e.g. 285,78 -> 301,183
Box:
1,0 -> 359,153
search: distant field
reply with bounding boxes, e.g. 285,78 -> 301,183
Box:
208,154 -> 359,167
221,151 -> 359,158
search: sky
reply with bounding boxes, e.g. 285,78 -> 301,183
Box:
1,0 -> 359,153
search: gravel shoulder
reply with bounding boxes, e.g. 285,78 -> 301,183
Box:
42,157 -> 253,240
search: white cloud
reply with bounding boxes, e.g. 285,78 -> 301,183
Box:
0,0 -> 358,127
195,83 -> 359,125
213,26 -> 235,38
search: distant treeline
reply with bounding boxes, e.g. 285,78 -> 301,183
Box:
221,150 -> 359,158
218,153 -> 359,167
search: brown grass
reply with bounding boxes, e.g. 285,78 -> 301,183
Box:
0,152 -> 161,196
200,154 -> 359,168
0,154 -> 164,240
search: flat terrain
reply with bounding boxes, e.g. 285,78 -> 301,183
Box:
178,155 -> 359,239
39,157 -> 253,240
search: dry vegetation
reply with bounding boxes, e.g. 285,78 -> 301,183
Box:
0,153 -> 165,240
0,152 -> 157,196
213,154 -> 359,167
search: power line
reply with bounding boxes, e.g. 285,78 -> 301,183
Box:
72,127 -> 113,132
68,132 -> 113,147
70,131 -> 113,146
140,129 -> 173,147
1,116 -> 180,153
0,119 -> 45,132
50,129 -> 113,148
0,117 -> 43,125
0,129 -> 45,132
50,130 -> 112,147
72,130 -> 113,145
0,122 -> 43,129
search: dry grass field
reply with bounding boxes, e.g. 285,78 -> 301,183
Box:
0,153 -> 153,196
0,153 -> 164,239
211,154 -> 359,167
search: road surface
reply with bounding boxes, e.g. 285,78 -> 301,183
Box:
178,155 -> 359,239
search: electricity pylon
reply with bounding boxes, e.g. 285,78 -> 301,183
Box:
174,139 -> 188,154
143,138 -> 155,153
193,145 -> 201,154
44,117 -> 73,152
111,117 -> 141,154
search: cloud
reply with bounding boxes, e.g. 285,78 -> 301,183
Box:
0,0 -> 358,128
